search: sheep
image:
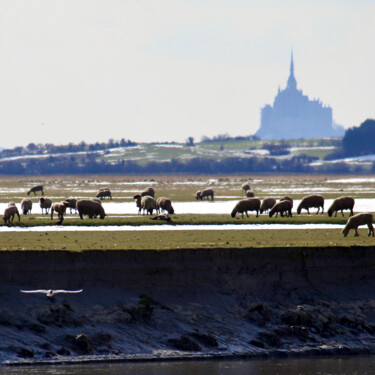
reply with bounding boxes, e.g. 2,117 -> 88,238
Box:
327,196 -> 355,217
51,201 -> 69,221
151,213 -> 172,222
141,196 -> 157,215
141,187 -> 155,197
297,195 -> 325,215
241,182 -> 251,192
133,194 -> 142,214
91,198 -> 102,204
260,197 -> 277,214
156,197 -> 174,214
342,213 -> 374,237
231,198 -> 261,218
39,197 -> 52,215
245,190 -> 255,198
76,199 -> 106,219
27,185 -> 44,196
96,188 -> 112,200
21,198 -> 33,215
269,200 -> 293,218
64,198 -> 77,214
195,188 -> 214,201
278,196 -> 293,217
3,206 -> 20,224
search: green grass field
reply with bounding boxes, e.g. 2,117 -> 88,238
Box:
0,227 -> 373,251
0,174 -> 374,251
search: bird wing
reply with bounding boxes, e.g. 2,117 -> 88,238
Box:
53,289 -> 83,294
20,289 -> 49,294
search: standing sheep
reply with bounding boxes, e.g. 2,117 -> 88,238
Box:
39,197 -> 53,215
195,189 -> 214,201
245,190 -> 255,198
327,196 -> 355,217
241,183 -> 251,193
76,199 -> 106,219
65,198 -> 77,214
21,198 -> 33,215
3,206 -> 20,224
297,195 -> 325,215
156,197 -> 174,214
51,202 -> 69,221
96,188 -> 112,200
141,187 -> 155,197
27,185 -> 44,196
231,198 -> 261,218
141,196 -> 157,215
260,198 -> 277,214
342,213 -> 374,237
269,200 -> 293,218
133,194 -> 142,214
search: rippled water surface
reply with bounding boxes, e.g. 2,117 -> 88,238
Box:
3,357 -> 375,375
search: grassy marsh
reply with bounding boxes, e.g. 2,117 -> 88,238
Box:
0,227 -> 373,251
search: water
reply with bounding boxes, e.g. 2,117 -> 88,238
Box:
0,224 -> 343,232
2,357 -> 375,374
3,198 -> 375,215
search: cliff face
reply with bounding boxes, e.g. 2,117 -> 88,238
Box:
2,247 -> 375,292
2,247 -> 375,364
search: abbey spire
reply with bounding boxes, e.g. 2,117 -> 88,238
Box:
286,51 -> 297,90
255,52 -> 345,140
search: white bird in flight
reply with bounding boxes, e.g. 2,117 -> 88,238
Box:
20,289 -> 83,298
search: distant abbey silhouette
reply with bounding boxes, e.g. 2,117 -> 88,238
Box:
255,53 -> 344,139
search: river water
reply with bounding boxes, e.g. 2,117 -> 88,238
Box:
2,357 -> 375,374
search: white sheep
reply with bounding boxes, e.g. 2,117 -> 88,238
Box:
342,213 -> 374,237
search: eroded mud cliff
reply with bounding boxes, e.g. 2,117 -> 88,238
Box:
1,246 -> 375,364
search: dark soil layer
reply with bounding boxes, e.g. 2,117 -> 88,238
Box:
2,246 -> 375,365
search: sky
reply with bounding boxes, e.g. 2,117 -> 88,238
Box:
0,0 -> 374,148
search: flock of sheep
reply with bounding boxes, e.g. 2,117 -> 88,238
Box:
231,182 -> 373,238
1,182 -> 374,237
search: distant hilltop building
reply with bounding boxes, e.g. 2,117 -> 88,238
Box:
255,53 -> 344,139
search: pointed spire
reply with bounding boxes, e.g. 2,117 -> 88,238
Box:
287,50 -> 297,90
290,51 -> 294,75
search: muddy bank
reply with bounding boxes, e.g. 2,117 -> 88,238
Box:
2,246 -> 375,364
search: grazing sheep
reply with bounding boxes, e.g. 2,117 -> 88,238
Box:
51,201 -> 69,221
327,196 -> 355,217
96,188 -> 112,200
297,195 -> 325,215
27,185 -> 44,196
156,197 -> 175,214
141,187 -> 155,197
76,199 -> 106,219
245,190 -> 255,198
260,198 -> 277,214
133,194 -> 142,214
342,213 -> 374,237
279,196 -> 293,217
196,188 -> 214,201
39,197 -> 52,215
141,196 -> 157,215
231,198 -> 261,218
269,200 -> 293,218
3,206 -> 20,224
65,198 -> 77,214
241,183 -> 251,193
21,198 -> 33,215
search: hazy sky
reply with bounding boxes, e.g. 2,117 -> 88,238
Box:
0,0 -> 374,148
